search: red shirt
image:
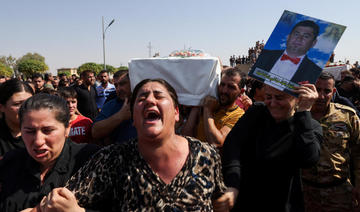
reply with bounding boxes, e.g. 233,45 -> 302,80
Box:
69,115 -> 93,143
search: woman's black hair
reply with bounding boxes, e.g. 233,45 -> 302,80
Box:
0,78 -> 34,105
248,79 -> 265,100
130,78 -> 179,116
58,79 -> 69,88
57,87 -> 78,99
19,93 -> 70,128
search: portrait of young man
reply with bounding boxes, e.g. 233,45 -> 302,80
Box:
249,10 -> 346,95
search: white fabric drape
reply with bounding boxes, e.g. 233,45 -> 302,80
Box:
129,57 -> 221,106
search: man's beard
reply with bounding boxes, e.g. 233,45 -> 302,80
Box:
219,93 -> 235,107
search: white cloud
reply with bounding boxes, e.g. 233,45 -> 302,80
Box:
279,37 -> 287,48
312,34 -> 337,54
311,57 -> 326,67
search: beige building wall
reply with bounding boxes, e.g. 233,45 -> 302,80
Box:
57,68 -> 78,76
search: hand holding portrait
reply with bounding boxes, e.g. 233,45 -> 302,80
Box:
292,83 -> 318,112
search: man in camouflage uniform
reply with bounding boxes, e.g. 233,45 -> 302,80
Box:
302,72 -> 360,211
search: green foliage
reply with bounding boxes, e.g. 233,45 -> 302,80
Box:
0,63 -> 14,77
105,65 -> 116,74
78,62 -> 121,75
0,55 -> 16,69
117,66 -> 128,71
17,59 -> 49,77
58,70 -> 71,76
0,57 -> 5,65
17,52 -> 45,63
78,62 -> 102,75
15,52 -> 46,73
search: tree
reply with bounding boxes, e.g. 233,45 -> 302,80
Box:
105,65 -> 116,74
58,70 -> 71,76
78,62 -> 102,75
0,63 -> 13,77
117,66 -> 128,71
17,59 -> 49,77
17,52 -> 45,63
0,55 -> 16,69
15,52 -> 46,73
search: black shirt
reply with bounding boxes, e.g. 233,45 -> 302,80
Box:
74,84 -> 98,120
0,139 -> 100,212
332,90 -> 360,118
222,103 -> 323,212
0,116 -> 25,157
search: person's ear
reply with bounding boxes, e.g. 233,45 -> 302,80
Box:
175,106 -> 180,122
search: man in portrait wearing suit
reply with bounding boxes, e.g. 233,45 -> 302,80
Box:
252,20 -> 322,91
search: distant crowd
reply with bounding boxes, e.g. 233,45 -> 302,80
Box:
229,40 -> 265,67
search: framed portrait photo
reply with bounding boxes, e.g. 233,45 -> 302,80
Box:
249,10 -> 346,96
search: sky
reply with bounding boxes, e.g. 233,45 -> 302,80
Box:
1,0 -> 359,74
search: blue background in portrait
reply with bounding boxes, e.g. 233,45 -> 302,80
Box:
264,10 -> 342,68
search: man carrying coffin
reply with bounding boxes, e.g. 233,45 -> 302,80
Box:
182,68 -> 244,148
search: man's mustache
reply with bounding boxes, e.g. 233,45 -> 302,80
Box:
219,93 -> 229,99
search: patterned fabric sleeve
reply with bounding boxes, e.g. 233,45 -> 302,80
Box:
65,145 -> 121,210
349,113 -> 360,186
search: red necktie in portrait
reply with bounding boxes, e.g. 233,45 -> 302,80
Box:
280,54 -> 300,65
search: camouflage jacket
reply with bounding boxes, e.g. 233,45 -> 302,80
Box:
303,103 -> 360,185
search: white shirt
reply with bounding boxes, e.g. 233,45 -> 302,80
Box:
265,51 -> 305,91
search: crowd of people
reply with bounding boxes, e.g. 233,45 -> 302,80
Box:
0,60 -> 359,211
229,40 -> 265,67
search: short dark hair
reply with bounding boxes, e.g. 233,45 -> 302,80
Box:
317,72 -> 335,88
318,72 -> 335,81
44,73 -> 52,81
222,68 -> 243,88
248,79 -> 264,99
19,93 -> 70,128
342,75 -> 355,83
98,70 -> 108,76
40,87 -> 56,95
58,79 -> 69,88
113,69 -> 128,80
130,78 -> 179,116
80,70 -> 94,78
57,87 -> 77,99
32,73 -> 43,80
291,20 -> 319,40
58,73 -> 66,78
0,78 -> 34,105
